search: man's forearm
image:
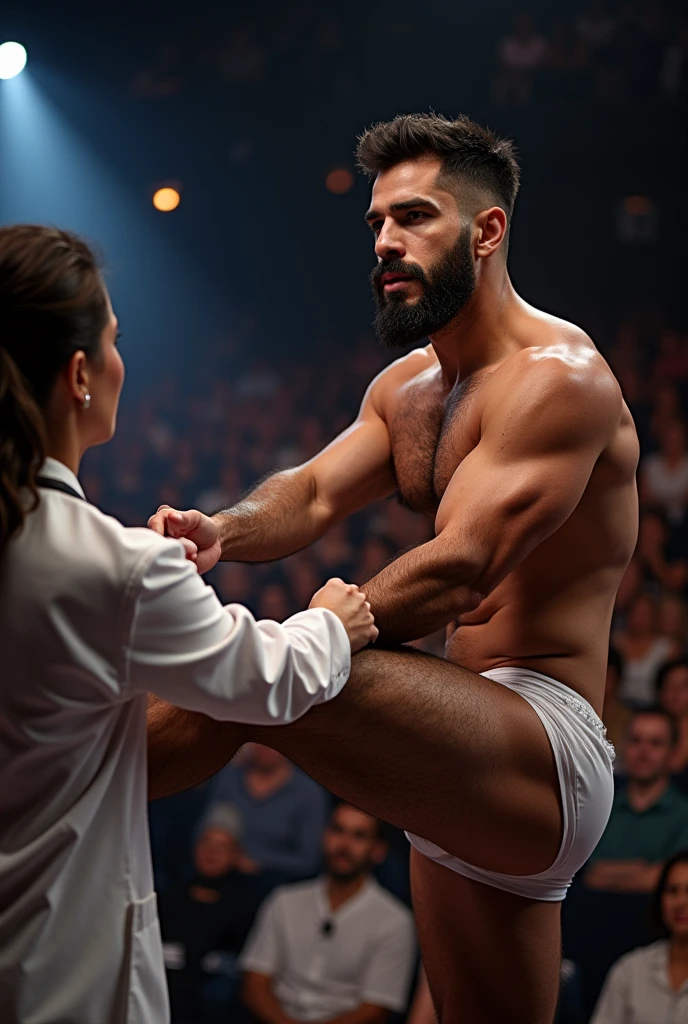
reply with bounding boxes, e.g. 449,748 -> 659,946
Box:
319,1004 -> 389,1024
215,468 -> 331,563
147,695 -> 245,801
363,540 -> 484,644
242,975 -> 297,1024
585,859 -> 661,892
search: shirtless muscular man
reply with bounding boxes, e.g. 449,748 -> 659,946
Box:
148,113 -> 639,1024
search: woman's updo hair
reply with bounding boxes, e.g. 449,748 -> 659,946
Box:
0,225 -> 108,556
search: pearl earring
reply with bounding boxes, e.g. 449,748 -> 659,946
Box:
83,392 -> 91,410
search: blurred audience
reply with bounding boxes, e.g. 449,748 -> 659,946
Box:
640,420 -> 688,529
211,745 -> 329,889
591,851 -> 688,1023
658,660 -> 688,775
613,593 -> 678,707
585,710 -> 688,894
493,13 -> 549,106
241,803 -> 416,1024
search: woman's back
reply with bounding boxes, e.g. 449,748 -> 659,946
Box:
0,462 -> 171,1022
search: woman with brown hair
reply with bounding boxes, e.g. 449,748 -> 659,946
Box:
0,225 -> 376,1024
591,850 -> 688,1022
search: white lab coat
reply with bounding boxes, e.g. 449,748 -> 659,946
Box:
0,458 -> 350,1023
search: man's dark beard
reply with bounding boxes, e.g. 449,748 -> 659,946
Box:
370,226 -> 476,349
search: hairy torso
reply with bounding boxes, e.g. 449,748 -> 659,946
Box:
381,325 -> 639,712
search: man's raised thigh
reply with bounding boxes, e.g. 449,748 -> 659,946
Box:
250,647 -> 562,874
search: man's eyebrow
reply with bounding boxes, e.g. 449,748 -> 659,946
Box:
364,197 -> 440,223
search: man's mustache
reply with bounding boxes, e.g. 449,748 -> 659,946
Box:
369,259 -> 427,290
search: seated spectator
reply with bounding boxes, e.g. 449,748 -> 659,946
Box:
603,646 -> 631,764
658,660 -> 688,774
613,593 -> 677,707
241,803 -> 416,1023
591,851 -> 688,1022
585,709 -> 688,894
158,803 -> 262,1023
640,420 -> 688,528
493,13 -> 548,106
211,744 -> 329,889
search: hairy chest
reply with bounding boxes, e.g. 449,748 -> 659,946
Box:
389,371 -> 488,516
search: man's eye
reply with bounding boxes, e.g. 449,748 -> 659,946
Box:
406,211 -> 427,222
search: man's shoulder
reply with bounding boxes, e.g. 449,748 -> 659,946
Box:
499,319 -> 616,396
369,346 -> 438,408
486,321 -> 622,434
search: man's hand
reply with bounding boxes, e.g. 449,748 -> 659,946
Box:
585,859 -> 662,893
310,579 -> 379,652
147,505 -> 221,574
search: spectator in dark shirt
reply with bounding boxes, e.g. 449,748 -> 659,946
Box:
585,709 -> 688,894
211,744 -> 329,891
159,803 -> 262,1023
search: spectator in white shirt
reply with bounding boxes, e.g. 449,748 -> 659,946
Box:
0,224 -> 377,1024
241,803 -> 416,1024
591,850 -> 688,1023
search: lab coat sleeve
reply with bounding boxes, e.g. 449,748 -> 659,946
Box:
123,540 -> 350,723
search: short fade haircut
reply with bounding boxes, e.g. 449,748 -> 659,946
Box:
356,112 -> 521,220
629,705 -> 679,747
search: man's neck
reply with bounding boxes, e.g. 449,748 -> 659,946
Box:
327,874 -> 368,914
627,775 -> 670,812
428,272 -> 525,384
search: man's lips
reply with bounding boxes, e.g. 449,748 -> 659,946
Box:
380,273 -> 416,292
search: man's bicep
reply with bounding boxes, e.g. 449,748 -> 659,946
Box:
308,380 -> 397,521
436,366 -> 620,589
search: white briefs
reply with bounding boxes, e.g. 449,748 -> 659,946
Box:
406,666 -> 616,902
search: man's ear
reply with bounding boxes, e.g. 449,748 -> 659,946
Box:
475,206 -> 508,259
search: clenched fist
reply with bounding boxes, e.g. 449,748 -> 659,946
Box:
309,578 -> 378,652
148,506 -> 221,574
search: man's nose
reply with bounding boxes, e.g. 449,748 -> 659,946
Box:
375,223 -> 406,262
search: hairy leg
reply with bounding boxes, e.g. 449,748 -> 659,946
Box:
410,849 -> 562,1024
250,646 -> 562,875
147,694 -> 245,800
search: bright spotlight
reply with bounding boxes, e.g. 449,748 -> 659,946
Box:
0,42 -> 28,81
153,187 -> 181,212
